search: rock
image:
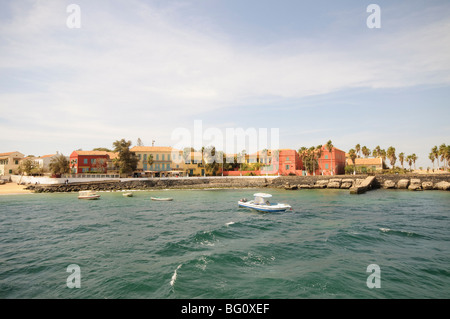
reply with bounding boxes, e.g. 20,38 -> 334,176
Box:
408,184 -> 422,191
434,181 -> 450,190
340,180 -> 353,189
327,179 -> 342,188
410,179 -> 421,185
422,181 -> 433,190
383,180 -> 396,189
299,184 -> 311,189
314,180 -> 329,188
397,179 -> 410,189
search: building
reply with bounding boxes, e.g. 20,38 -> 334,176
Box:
131,146 -> 177,177
69,151 -> 109,174
0,151 -> 25,176
277,149 -> 303,175
33,154 -> 59,171
317,145 -> 347,175
346,157 -> 385,172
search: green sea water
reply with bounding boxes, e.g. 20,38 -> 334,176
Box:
0,188 -> 449,299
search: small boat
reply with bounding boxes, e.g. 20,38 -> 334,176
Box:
78,190 -> 101,200
123,192 -> 133,197
151,197 -> 173,201
238,193 -> 291,212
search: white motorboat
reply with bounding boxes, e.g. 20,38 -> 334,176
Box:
78,190 -> 101,200
123,192 -> 133,197
238,193 -> 291,212
151,197 -> 173,201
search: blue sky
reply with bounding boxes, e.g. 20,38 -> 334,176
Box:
0,0 -> 449,168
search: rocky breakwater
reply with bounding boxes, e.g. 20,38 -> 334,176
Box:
273,176 -> 361,191
378,174 -> 450,191
25,177 -> 273,193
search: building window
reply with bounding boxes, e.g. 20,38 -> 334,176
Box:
162,154 -> 165,161
325,164 -> 329,169
91,159 -> 96,164
286,165 -> 289,170
84,159 -> 88,164
144,154 -> 147,161
286,157 -> 289,161
325,155 -> 328,159
156,154 -> 159,160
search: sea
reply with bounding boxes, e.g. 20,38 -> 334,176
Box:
0,188 -> 449,299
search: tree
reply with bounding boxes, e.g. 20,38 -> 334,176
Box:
432,146 -> 439,169
93,147 -> 112,152
49,154 -> 70,176
411,153 -> 418,170
399,152 -> 405,169
355,144 -> 361,158
406,155 -> 413,171
147,154 -> 154,169
362,146 -> 370,158
203,145 -> 221,176
326,140 -> 334,175
316,145 -> 323,175
379,149 -> 387,164
113,139 -> 138,175
18,158 -> 35,175
348,149 -> 357,175
439,143 -> 447,170
429,152 -> 435,170
387,146 -> 396,169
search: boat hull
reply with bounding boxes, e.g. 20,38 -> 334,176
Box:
78,195 -> 100,200
238,201 -> 290,212
151,197 -> 173,201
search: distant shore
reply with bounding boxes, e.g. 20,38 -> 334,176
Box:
17,173 -> 450,193
0,183 -> 33,195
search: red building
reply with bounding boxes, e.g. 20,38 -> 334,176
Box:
277,149 -> 303,175
69,151 -> 109,174
316,145 -> 346,175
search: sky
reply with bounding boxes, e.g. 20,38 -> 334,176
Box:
0,0 -> 449,168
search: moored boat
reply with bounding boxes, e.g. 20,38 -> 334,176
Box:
78,190 -> 101,200
123,192 -> 133,197
151,197 -> 173,201
238,193 -> 291,212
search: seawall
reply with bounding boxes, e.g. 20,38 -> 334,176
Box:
24,174 -> 450,193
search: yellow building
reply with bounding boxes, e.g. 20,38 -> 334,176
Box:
131,146 -> 186,177
0,151 -> 25,176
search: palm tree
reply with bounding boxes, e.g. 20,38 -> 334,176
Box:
316,145 -> 323,175
406,155 -> 413,171
387,146 -> 396,169
348,149 -> 357,175
432,146 -> 439,169
439,143 -> 447,170
362,146 -> 370,158
411,153 -> 418,170
355,144 -> 361,158
429,152 -> 435,170
326,140 -> 334,175
399,152 -> 405,169
379,149 -> 387,164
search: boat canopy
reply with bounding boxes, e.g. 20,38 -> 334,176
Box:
253,193 -> 272,198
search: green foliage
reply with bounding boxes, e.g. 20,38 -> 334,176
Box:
113,139 -> 138,175
49,154 -> 70,175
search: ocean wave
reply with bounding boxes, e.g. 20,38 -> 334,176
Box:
379,227 -> 423,238
170,264 -> 182,287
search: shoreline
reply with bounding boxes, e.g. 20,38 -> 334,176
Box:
0,183 -> 33,195
17,173 -> 450,194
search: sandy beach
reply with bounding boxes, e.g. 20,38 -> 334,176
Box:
0,183 -> 33,195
